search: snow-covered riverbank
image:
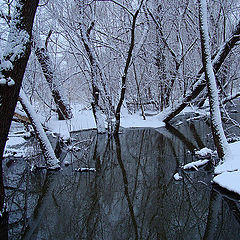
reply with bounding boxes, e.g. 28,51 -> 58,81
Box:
213,141 -> 240,195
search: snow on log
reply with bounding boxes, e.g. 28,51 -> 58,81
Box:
183,159 -> 209,171
19,89 -> 60,170
213,171 -> 240,196
195,147 -> 213,159
75,167 -> 96,173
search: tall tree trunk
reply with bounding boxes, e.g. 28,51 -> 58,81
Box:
79,23 -> 106,134
198,0 -> 230,161
33,35 -> 73,120
0,0 -> 39,215
163,20 -> 240,123
76,0 -> 106,134
19,89 -> 60,169
114,1 -> 144,135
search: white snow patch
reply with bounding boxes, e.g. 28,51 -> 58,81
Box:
195,147 -> 213,159
1,60 -> 13,70
0,78 -> 7,85
214,141 -> 240,174
7,77 -> 15,86
47,108 -> 96,140
120,108 -> 165,128
75,167 -> 96,172
6,137 -> 26,147
213,171 -> 240,195
213,141 -> 240,195
173,173 -> 183,181
183,159 -> 209,171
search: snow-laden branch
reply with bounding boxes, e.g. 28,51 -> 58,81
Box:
163,20 -> 240,123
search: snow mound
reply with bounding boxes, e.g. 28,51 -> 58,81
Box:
213,141 -> 240,195
213,170 -> 240,195
214,141 -> 240,174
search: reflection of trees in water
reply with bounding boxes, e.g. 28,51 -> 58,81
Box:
0,161 -> 8,240
3,126 -> 240,239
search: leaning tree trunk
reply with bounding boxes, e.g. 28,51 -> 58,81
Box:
0,0 -> 39,215
163,20 -> 240,123
19,89 -> 60,169
198,0 -> 230,161
33,35 -> 72,120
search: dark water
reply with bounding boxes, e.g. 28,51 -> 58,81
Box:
2,114 -> 240,240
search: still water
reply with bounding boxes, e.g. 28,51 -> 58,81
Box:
2,115 -> 240,240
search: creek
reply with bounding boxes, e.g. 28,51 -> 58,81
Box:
2,109 -> 240,240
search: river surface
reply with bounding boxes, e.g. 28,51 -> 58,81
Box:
2,110 -> 240,240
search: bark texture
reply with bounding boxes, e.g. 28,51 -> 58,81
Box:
0,0 -> 39,213
114,1 -> 144,135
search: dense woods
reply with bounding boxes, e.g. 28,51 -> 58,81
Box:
0,0 -> 240,238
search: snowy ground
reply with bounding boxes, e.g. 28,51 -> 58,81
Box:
213,141 -> 240,195
46,104 -> 166,139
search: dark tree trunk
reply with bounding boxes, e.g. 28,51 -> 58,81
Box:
0,0 -> 39,213
34,38 -> 72,120
79,20 -> 106,134
114,2 -> 144,135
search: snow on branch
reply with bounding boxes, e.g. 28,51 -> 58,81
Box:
0,1 -> 30,80
183,159 -> 209,171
